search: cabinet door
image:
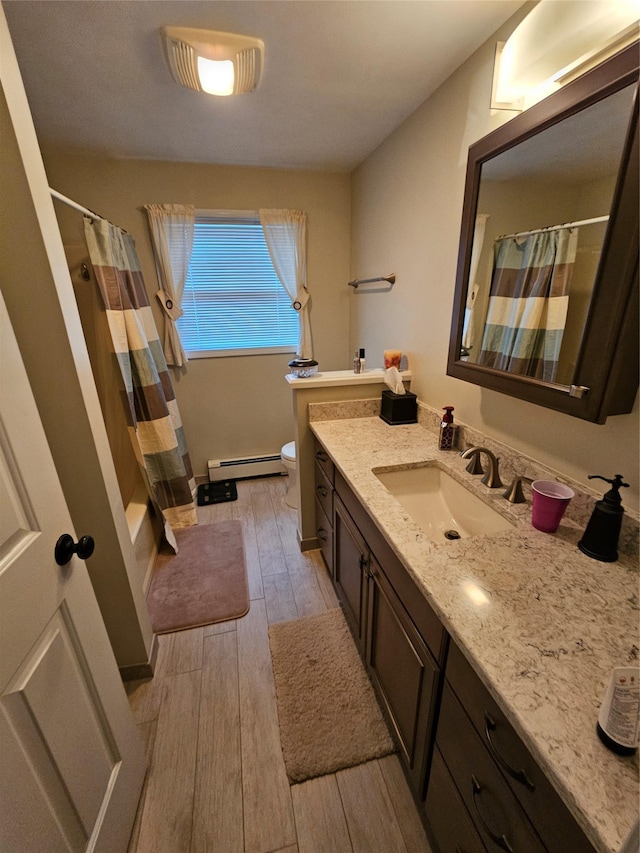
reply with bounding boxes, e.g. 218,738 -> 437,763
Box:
334,469 -> 447,664
366,557 -> 440,796
334,495 -> 369,652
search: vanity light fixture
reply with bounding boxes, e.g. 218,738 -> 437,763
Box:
492,0 -> 639,111
162,27 -> 264,96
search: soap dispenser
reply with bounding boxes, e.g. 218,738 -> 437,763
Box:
578,474 -> 629,562
438,406 -> 457,450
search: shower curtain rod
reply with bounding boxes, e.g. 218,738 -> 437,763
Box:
50,187 -> 100,220
496,214 -> 609,242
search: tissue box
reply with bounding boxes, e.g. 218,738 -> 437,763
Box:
380,389 -> 417,425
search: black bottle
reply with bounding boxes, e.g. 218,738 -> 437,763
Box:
578,474 -> 629,562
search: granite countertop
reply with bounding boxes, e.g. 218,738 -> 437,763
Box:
309,414 -> 639,853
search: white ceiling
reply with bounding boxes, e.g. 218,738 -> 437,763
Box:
4,0 -> 525,172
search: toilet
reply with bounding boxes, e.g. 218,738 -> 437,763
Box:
281,441 -> 297,508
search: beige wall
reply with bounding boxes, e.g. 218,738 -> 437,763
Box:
351,13 -> 639,513
42,147 -> 351,478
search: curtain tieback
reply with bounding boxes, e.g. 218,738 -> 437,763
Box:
292,287 -> 309,312
156,289 -> 184,320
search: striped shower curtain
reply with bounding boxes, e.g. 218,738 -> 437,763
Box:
478,228 -> 578,382
84,218 -> 197,548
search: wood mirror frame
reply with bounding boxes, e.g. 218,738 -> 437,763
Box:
447,43 -> 638,424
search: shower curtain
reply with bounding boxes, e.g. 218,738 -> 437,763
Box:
83,217 -> 197,549
478,228 -> 578,382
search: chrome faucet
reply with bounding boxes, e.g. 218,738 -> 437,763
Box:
503,476 -> 533,504
460,446 -> 503,489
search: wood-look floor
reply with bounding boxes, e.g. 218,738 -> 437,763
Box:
126,475 -> 432,853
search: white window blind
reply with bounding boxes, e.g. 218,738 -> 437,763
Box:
178,212 -> 299,357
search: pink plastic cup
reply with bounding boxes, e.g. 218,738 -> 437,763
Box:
531,480 -> 575,533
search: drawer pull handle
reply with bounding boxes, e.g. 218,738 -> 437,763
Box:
471,775 -> 514,853
317,527 -> 328,542
316,450 -> 329,462
484,712 -> 536,792
316,485 -> 328,498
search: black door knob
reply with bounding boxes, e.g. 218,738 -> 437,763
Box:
55,533 -> 95,566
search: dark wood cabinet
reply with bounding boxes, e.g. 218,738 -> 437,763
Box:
333,494 -> 369,653
313,436 -> 597,853
425,746 -> 486,853
334,469 -> 447,664
314,461 -> 333,574
315,496 -> 333,575
330,467 -> 443,800
313,441 -> 335,576
436,681 -> 546,853
366,557 -> 440,795
443,642 -> 594,853
314,462 -> 333,521
314,442 -> 334,481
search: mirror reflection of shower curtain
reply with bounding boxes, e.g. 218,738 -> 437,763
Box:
461,213 -> 489,357
478,228 -> 578,382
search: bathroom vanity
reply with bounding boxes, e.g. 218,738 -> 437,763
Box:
310,411 -> 638,853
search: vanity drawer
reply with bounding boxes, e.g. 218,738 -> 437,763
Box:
315,461 -> 333,521
437,681 -> 546,853
313,439 -> 334,483
446,642 -> 594,853
315,497 -> 333,574
425,746 -> 486,853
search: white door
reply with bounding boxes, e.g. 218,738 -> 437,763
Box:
0,291 -> 147,852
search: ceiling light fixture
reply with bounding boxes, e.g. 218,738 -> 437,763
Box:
162,27 -> 264,96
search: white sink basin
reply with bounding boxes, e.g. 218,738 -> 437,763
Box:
374,464 -> 514,542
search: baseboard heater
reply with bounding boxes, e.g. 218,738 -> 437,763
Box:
208,454 -> 285,482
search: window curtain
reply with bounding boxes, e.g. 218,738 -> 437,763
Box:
259,209 -> 311,358
144,203 -> 195,368
478,228 -> 578,382
83,217 -> 197,550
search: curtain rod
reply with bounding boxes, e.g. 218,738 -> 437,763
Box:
496,215 -> 609,242
50,187 -> 100,220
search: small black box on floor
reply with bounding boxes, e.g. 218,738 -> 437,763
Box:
380,389 -> 418,425
197,480 -> 238,505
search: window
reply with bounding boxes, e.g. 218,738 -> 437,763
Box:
177,212 -> 299,357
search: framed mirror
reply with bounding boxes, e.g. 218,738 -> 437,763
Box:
448,43 -> 638,423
